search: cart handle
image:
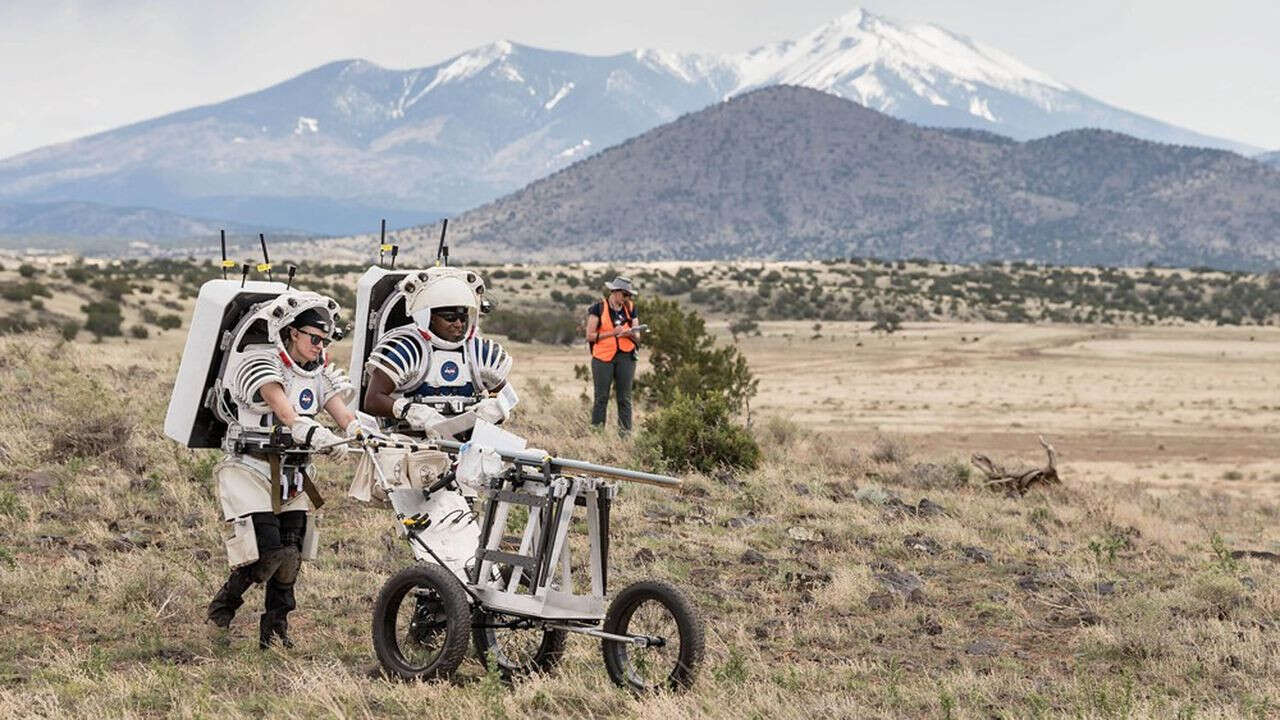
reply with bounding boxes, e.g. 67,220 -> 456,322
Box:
329,433 -> 683,490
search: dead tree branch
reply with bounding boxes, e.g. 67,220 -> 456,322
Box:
971,435 -> 1060,496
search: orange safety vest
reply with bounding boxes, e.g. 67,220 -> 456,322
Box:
592,298 -> 636,362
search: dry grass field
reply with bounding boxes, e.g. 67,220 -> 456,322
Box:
0,281 -> 1277,717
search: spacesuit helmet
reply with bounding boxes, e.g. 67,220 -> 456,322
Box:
402,268 -> 484,351
263,291 -> 343,375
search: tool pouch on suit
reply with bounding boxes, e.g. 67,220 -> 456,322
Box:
301,514 -> 320,561
223,515 -> 259,569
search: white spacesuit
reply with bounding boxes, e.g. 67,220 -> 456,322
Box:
198,290 -> 357,647
344,267 -> 514,582
363,267 -> 516,436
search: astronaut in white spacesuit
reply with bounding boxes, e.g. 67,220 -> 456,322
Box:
206,295 -> 358,649
361,268 -> 514,435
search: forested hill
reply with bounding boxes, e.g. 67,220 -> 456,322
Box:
394,86 -> 1280,270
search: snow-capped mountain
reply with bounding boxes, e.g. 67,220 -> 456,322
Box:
0,8 -> 1258,236
683,8 -> 1256,152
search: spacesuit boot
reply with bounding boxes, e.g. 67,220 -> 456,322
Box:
260,547 -> 301,649
207,565 -> 256,628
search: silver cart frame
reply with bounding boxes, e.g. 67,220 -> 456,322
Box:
358,435 -> 679,645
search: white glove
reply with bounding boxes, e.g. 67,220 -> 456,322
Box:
474,339 -> 512,390
474,397 -> 508,424
393,398 -> 447,432
291,417 -> 347,455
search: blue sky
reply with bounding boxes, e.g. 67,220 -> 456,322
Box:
1,0 -> 1276,158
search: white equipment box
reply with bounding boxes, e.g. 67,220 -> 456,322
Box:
164,279 -> 288,448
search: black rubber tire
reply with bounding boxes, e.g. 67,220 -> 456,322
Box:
371,563 -> 471,682
601,579 -> 705,693
472,610 -> 567,679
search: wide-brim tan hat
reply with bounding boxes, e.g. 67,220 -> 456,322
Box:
605,276 -> 634,294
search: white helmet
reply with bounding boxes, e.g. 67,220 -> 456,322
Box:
401,267 -> 486,350
259,290 -> 342,376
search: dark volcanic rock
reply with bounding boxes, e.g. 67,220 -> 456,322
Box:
961,545 -> 994,564
916,498 -> 947,517
866,591 -> 897,611
724,516 -> 767,529
1016,569 -> 1071,592
903,533 -> 942,555
874,570 -> 926,604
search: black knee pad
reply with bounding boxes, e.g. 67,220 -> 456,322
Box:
272,547 -> 302,585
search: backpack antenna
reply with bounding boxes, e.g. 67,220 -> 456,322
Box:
286,264 -> 297,290
219,229 -> 229,279
258,233 -> 273,282
435,218 -> 449,267
379,218 -> 391,267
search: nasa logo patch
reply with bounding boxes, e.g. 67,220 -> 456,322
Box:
440,360 -> 460,382
298,388 -> 315,411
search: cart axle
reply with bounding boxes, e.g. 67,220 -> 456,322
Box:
548,623 -> 666,647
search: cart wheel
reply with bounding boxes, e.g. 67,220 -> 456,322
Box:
472,610 -> 567,679
371,563 -> 471,681
601,579 -> 704,693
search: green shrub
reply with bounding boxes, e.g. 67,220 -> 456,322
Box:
82,300 -> 123,337
484,308 -> 577,344
728,317 -> 759,339
637,392 -> 760,473
91,278 -> 132,299
59,320 -> 79,340
156,313 -> 182,331
870,310 -> 902,333
0,281 -> 51,302
0,312 -> 37,334
0,487 -> 27,520
129,324 -> 149,339
17,264 -> 37,278
634,297 -> 757,412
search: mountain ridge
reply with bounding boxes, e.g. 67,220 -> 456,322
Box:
0,7 -> 1260,236
369,86 -> 1280,270
0,200 -> 308,253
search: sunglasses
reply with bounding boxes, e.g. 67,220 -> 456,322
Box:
294,328 -> 332,347
434,310 -> 468,323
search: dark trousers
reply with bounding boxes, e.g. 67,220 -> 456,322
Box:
591,353 -> 635,432
208,510 -> 306,630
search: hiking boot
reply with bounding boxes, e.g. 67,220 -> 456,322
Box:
258,611 -> 294,649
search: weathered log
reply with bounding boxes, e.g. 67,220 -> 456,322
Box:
971,435 -> 1060,496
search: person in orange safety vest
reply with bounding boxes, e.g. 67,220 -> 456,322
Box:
585,276 -> 643,433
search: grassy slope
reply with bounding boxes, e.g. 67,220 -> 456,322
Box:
0,333 -> 1276,719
